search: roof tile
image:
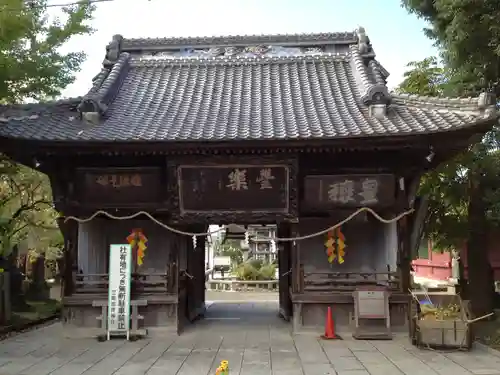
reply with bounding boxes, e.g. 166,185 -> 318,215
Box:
0,29 -> 496,143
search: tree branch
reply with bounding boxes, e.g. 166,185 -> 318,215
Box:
9,199 -> 52,223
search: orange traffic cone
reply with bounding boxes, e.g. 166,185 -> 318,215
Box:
321,306 -> 340,340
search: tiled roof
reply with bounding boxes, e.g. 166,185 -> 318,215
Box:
0,29 -> 497,143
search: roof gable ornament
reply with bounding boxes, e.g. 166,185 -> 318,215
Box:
103,34 -> 124,68
361,84 -> 390,105
77,98 -> 107,125
356,27 -> 372,55
478,91 -> 497,118
76,35 -> 130,125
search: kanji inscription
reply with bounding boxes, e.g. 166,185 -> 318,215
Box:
95,174 -> 142,188
178,165 -> 289,212
304,174 -> 395,209
77,168 -> 162,205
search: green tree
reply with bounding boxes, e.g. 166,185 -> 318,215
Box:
398,50 -> 500,317
402,0 -> 500,317
0,0 -> 95,102
0,0 -> 95,304
395,57 -> 448,97
1,0 -> 94,251
214,239 -> 243,266
401,0 -> 500,97
399,56 -> 500,316
0,159 -> 57,257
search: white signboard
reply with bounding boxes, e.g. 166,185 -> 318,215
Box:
107,244 -> 132,340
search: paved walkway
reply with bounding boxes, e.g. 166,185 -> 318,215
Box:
0,301 -> 499,375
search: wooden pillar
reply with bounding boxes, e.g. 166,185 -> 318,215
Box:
398,216 -> 411,293
395,175 -> 411,293
289,220 -> 303,333
194,224 -> 207,318
395,175 -> 414,339
57,216 -> 78,297
290,221 -> 301,293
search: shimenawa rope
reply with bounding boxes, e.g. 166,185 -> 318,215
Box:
63,206 -> 414,242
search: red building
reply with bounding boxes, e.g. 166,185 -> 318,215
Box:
412,232 -> 500,282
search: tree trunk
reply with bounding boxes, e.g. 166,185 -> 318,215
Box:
466,174 -> 494,317
457,253 -> 467,297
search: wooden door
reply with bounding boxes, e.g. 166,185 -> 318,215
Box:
278,224 -> 293,321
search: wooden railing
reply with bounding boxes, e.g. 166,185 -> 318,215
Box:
74,272 -> 172,294
206,279 -> 278,291
302,267 -> 400,293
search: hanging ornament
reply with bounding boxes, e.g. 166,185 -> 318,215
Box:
324,230 -> 336,264
244,231 -> 249,246
192,235 -> 197,249
324,227 -> 347,265
336,227 -> 346,264
126,229 -> 148,266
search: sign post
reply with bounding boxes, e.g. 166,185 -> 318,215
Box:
107,244 -> 132,340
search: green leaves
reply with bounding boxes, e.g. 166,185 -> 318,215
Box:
399,2 -> 500,261
401,0 -> 500,95
0,155 -> 58,257
396,57 -> 448,96
0,1 -> 94,256
0,0 -> 95,103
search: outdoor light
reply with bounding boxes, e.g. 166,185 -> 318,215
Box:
426,147 -> 435,163
270,239 -> 276,253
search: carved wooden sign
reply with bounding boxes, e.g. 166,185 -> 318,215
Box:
76,167 -> 162,206
178,165 -> 290,213
303,174 -> 395,208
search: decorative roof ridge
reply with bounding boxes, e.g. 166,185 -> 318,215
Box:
392,93 -> 479,106
368,60 -> 389,85
348,31 -> 391,110
130,52 -> 351,67
392,92 -> 498,118
0,97 -> 81,123
88,67 -> 110,95
77,35 -> 131,124
0,97 -> 81,111
371,60 -> 389,80
121,31 -> 358,51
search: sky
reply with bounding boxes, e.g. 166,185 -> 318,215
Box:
53,0 -> 439,98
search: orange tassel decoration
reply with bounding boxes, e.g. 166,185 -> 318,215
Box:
126,228 -> 148,266
324,227 -> 346,264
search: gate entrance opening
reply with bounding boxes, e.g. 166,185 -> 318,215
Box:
179,223 -> 291,334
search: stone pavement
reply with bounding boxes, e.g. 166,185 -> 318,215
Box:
0,301 -> 499,375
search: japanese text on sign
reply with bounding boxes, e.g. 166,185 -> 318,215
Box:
96,174 -> 142,188
117,246 -> 128,330
107,244 -> 131,339
226,168 -> 277,191
327,178 -> 379,205
303,174 -> 395,208
178,165 -> 289,212
109,289 -> 117,327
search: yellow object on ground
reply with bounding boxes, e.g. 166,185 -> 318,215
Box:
216,360 -> 229,374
